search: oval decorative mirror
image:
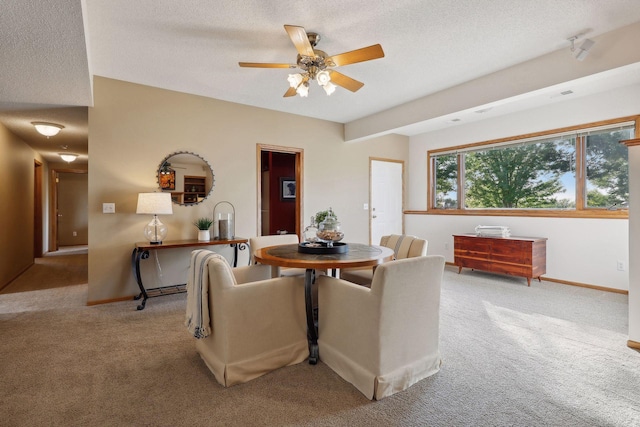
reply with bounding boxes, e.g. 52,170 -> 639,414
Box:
157,151 -> 215,206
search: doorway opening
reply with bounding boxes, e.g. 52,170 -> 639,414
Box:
370,157 -> 405,245
257,144 -> 303,237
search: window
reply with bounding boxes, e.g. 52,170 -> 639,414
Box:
429,117 -> 637,217
585,127 -> 633,208
434,153 -> 458,209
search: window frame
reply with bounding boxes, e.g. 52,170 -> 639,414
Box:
424,115 -> 639,219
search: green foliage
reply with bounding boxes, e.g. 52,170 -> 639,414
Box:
193,217 -> 213,230
464,140 -> 572,208
315,208 -> 337,225
585,130 -> 630,207
434,154 -> 458,208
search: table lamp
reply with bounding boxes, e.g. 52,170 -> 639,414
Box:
136,192 -> 173,244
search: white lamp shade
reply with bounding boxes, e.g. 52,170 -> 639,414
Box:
32,122 -> 64,137
136,193 -> 173,215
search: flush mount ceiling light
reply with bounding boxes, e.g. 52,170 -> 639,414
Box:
239,25 -> 384,98
59,153 -> 78,163
568,35 -> 595,61
32,121 -> 64,137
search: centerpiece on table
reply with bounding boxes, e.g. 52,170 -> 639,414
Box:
193,217 -> 213,241
299,207 -> 347,253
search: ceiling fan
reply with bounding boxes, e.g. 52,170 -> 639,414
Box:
239,25 -> 384,97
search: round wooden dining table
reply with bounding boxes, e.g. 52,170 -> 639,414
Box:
253,242 -> 395,364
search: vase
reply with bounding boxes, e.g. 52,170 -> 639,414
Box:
198,230 -> 210,241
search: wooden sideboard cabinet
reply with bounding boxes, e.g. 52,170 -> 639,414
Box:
453,234 -> 547,286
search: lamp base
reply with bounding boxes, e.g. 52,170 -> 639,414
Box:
144,215 -> 168,244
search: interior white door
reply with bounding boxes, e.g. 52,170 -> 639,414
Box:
370,159 -> 404,245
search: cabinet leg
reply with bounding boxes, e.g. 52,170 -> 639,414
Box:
457,266 -> 463,274
527,277 -> 531,287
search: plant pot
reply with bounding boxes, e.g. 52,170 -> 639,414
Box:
197,230 -> 210,241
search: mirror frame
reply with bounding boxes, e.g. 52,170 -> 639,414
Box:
157,151 -> 215,206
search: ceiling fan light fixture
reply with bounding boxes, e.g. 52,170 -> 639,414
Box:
296,81 -> 309,97
316,70 -> 331,86
287,73 -> 304,88
32,122 -> 64,137
322,81 -> 336,96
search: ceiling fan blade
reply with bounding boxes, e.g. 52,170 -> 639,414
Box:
327,44 -> 384,67
239,62 -> 296,68
328,70 -> 364,92
284,25 -> 315,57
283,87 -> 297,97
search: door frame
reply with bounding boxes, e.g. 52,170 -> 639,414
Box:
369,157 -> 405,244
34,160 -> 43,258
256,144 -> 304,237
49,167 -> 87,252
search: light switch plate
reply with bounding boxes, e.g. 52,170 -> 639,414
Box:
103,203 -> 115,214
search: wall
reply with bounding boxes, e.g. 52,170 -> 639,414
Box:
88,77 -> 409,303
627,141 -> 640,344
406,84 -> 640,291
0,123 -> 44,288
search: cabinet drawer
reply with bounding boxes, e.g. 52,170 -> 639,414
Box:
454,236 -> 491,252
456,257 -> 491,271
490,262 -> 531,277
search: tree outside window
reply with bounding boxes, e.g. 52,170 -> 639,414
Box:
430,119 -> 634,215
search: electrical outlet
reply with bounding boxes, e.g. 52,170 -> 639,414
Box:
363,203 -> 369,210
444,243 -> 449,250
617,260 -> 625,271
102,203 -> 115,214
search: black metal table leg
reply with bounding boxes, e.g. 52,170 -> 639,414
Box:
131,248 -> 150,310
304,268 -> 319,364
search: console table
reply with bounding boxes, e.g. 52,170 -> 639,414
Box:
453,234 -> 547,286
131,238 -> 248,310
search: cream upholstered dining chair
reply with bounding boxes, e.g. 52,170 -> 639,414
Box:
185,250 -> 308,387
249,234 -> 306,277
340,234 -> 428,287
317,255 -> 445,400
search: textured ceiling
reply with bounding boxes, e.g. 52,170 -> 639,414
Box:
2,0 -> 640,162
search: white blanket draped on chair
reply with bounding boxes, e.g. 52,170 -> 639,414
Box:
185,249 -> 222,339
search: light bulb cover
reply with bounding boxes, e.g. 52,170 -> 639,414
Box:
287,74 -> 303,88
296,81 -> 309,97
32,122 -> 64,137
323,81 -> 336,96
316,70 -> 331,86
59,153 -> 78,163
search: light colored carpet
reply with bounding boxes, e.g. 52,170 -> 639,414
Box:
1,249 -> 88,294
0,267 -> 638,426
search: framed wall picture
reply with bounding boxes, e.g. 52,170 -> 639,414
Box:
280,177 -> 296,201
159,170 -> 176,190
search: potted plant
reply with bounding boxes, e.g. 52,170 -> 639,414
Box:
315,208 -> 337,226
193,217 -> 213,241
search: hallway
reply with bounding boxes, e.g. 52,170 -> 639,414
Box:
0,246 -> 88,313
